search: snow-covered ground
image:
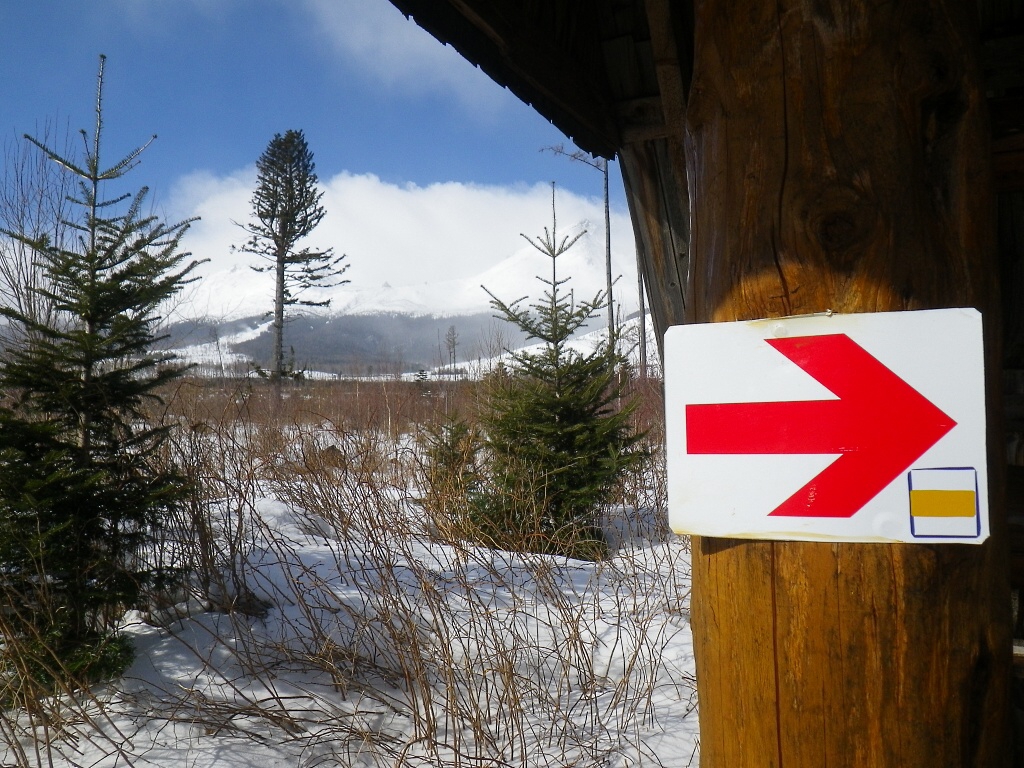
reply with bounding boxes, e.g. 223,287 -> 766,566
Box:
1,427 -> 698,767
170,319 -> 272,376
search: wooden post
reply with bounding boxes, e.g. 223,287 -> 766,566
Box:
683,0 -> 1012,765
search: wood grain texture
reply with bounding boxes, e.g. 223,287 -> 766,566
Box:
619,138 -> 690,343
683,0 -> 1012,765
685,0 -> 997,322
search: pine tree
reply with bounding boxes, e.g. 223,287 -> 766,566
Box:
476,185 -> 643,559
0,56 -> 200,681
235,129 -> 348,384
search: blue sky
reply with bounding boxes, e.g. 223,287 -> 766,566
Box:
2,0 -> 638,320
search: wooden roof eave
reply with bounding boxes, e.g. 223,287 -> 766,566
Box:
389,0 -> 621,159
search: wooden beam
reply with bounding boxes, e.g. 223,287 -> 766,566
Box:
643,0 -> 689,144
616,96 -> 669,143
683,0 -> 1012,764
618,0 -> 693,347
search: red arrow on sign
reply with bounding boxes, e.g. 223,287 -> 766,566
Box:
685,333 -> 957,518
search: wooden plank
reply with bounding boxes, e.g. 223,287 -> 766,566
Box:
643,0 -> 689,144
602,35 -> 645,100
994,133 -> 1024,191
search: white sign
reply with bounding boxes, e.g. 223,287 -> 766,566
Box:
665,309 -> 988,544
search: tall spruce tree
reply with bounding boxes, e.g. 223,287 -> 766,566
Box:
0,56 -> 200,681
478,185 -> 643,560
235,129 -> 347,383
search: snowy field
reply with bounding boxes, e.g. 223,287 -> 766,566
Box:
0,406 -> 699,767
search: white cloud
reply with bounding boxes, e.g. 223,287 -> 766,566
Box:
300,0 -> 515,116
166,168 -> 267,321
168,169 -> 640,322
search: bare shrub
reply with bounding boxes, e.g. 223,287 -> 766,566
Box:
0,121 -> 74,336
3,372 -> 698,768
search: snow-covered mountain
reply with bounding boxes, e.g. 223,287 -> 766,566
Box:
165,311 -> 527,377
167,311 -> 659,379
179,230 -> 638,322
166,232 -> 649,375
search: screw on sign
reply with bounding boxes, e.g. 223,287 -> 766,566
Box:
664,308 -> 987,544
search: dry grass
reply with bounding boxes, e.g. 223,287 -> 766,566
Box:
0,373 -> 697,768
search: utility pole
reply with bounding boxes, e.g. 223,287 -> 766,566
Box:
544,145 -> 615,343
602,157 -> 613,337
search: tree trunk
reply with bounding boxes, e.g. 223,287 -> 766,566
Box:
272,247 -> 286,387
682,0 -> 1011,765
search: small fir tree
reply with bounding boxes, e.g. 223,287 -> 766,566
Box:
416,416 -> 484,539
0,56 -> 200,681
235,129 -> 348,385
476,185 -> 643,559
